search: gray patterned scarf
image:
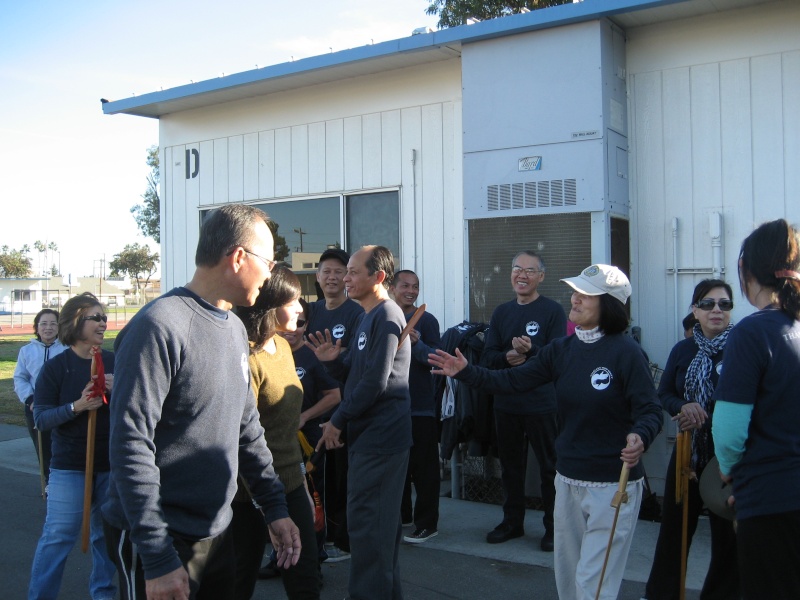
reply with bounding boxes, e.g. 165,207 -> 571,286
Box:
684,323 -> 732,469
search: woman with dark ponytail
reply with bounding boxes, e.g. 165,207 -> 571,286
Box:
712,218 -> 800,599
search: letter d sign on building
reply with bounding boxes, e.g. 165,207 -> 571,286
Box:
185,149 -> 200,179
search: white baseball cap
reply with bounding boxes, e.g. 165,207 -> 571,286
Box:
560,264 -> 631,305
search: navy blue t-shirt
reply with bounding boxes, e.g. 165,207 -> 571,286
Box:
294,344 -> 339,445
712,307 -> 800,519
405,309 -> 441,417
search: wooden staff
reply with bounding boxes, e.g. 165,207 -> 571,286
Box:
398,304 -> 426,348
676,430 -> 695,600
80,347 -> 101,553
595,463 -> 630,600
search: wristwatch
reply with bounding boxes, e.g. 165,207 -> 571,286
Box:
70,402 -> 77,416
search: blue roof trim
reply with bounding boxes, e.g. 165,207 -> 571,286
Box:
102,0 -> 687,116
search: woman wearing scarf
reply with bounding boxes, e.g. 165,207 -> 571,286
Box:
644,279 -> 739,600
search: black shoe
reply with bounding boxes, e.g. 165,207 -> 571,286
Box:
486,522 -> 524,544
540,531 -> 554,552
403,528 -> 438,543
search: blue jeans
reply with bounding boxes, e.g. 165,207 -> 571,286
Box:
29,469 -> 116,600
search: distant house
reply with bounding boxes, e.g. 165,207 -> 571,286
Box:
0,276 -> 131,314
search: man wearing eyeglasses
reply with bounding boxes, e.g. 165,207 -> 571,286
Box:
481,251 -> 566,552
103,204 -> 300,600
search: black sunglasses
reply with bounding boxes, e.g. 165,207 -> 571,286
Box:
695,299 -> 733,312
82,314 -> 108,323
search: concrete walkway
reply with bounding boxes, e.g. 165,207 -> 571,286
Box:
0,423 -> 711,599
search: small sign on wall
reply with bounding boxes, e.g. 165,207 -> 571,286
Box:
518,156 -> 542,172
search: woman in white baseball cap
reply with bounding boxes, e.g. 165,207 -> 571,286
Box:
430,264 -> 662,600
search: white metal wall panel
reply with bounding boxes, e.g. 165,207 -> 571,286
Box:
184,142 -> 201,283
170,145 -> 188,287
343,117 -> 363,191
362,113 -> 382,189
162,146 -> 173,290
421,103 -> 445,320
400,106 -> 422,274
751,54 -> 785,220
786,51 -> 800,211
291,125 -> 309,196
325,120 -> 344,192
274,128 -> 291,197
213,138 -> 228,203
258,130 -> 275,199
243,133 -> 259,201
308,122 -> 326,194
199,140 -> 214,206
441,101 -> 464,327
228,135 -> 244,203
381,110 -> 402,187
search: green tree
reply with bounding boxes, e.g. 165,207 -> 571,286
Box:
426,0 -> 570,28
34,240 -> 47,276
110,243 -> 160,303
131,145 -> 161,243
0,245 -> 33,277
47,242 -> 59,275
269,221 -> 290,262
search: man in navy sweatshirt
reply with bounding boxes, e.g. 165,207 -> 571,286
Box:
310,245 -> 411,600
103,205 -> 300,600
390,269 -> 442,544
482,251 -> 566,552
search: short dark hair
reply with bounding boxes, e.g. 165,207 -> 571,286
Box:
33,309 -> 59,342
59,293 -> 102,347
363,246 -> 394,290
691,278 -> 733,307
682,313 -> 698,333
512,251 -> 545,272
598,294 -> 629,335
739,219 -> 800,319
195,205 -> 270,267
391,269 -> 417,286
235,266 -> 302,349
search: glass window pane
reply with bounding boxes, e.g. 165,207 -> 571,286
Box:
345,191 -> 399,258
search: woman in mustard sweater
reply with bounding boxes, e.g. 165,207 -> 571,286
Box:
233,266 -> 321,600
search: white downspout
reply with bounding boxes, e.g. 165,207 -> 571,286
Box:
710,212 -> 722,280
672,217 -> 679,341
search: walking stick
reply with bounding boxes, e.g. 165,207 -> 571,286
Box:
676,430 -> 695,600
595,463 -> 630,600
398,304 -> 426,348
81,347 -> 106,553
38,429 -> 46,499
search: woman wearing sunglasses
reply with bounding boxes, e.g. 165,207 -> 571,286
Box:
644,280 -> 739,600
233,267 -> 321,600
712,219 -> 800,599
28,293 -> 116,600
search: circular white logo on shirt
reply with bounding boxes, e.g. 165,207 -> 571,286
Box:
332,324 -> 346,339
357,331 -> 367,350
716,362 -> 723,375
296,367 -> 306,380
525,321 -> 540,337
591,367 -> 613,390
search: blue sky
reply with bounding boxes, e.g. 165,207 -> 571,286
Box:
0,0 -> 437,278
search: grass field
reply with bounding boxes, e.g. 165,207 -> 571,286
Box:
0,331 -> 119,426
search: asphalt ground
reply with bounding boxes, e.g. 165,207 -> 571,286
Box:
1,423 -> 708,599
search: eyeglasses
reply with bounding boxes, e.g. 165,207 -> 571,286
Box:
296,319 -> 307,328
695,299 -> 734,312
82,314 -> 108,323
227,247 -> 277,271
511,266 -> 543,276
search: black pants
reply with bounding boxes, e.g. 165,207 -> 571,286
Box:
401,416 -> 440,531
737,509 -> 800,600
324,446 -> 349,551
493,409 -> 557,533
24,397 -> 51,485
645,448 -> 740,600
232,485 -> 321,600
104,519 -> 236,600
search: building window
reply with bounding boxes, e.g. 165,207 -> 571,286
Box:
13,290 -> 33,301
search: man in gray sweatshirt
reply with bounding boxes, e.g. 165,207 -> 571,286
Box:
103,205 -> 300,600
